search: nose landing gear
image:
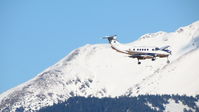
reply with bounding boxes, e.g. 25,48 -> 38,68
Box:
167,57 -> 170,64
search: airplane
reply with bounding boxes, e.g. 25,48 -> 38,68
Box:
103,35 -> 171,64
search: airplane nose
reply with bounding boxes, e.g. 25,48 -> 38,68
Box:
162,49 -> 172,55
167,50 -> 172,55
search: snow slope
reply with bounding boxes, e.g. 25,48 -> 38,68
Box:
127,48 -> 199,96
164,99 -> 195,112
0,21 -> 199,112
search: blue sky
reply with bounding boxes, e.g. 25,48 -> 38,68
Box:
0,0 -> 199,93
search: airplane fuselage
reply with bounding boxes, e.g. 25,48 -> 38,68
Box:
110,40 -> 170,58
104,35 -> 171,64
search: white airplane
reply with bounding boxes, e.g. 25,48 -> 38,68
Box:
103,35 -> 171,64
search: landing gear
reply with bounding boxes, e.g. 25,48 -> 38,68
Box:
137,58 -> 141,64
152,58 -> 156,61
167,57 -> 170,64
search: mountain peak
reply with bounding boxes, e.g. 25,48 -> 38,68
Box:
139,31 -> 167,40
1,21 -> 199,112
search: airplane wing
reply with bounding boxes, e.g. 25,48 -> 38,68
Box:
129,53 -> 155,59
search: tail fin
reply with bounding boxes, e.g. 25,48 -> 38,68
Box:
102,35 -> 117,43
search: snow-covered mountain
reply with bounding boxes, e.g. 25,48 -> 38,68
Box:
1,21 -> 199,112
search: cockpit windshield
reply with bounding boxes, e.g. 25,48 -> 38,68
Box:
155,47 -> 160,50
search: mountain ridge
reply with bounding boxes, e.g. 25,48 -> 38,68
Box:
1,21 -> 199,112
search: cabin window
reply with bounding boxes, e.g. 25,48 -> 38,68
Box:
155,47 -> 159,50
133,49 -> 135,51
152,49 -> 154,51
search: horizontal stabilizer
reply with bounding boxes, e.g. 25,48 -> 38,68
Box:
102,35 -> 117,39
102,35 -> 117,43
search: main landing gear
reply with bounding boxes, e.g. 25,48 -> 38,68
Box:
137,57 -> 170,64
151,57 -> 156,61
137,58 -> 141,64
